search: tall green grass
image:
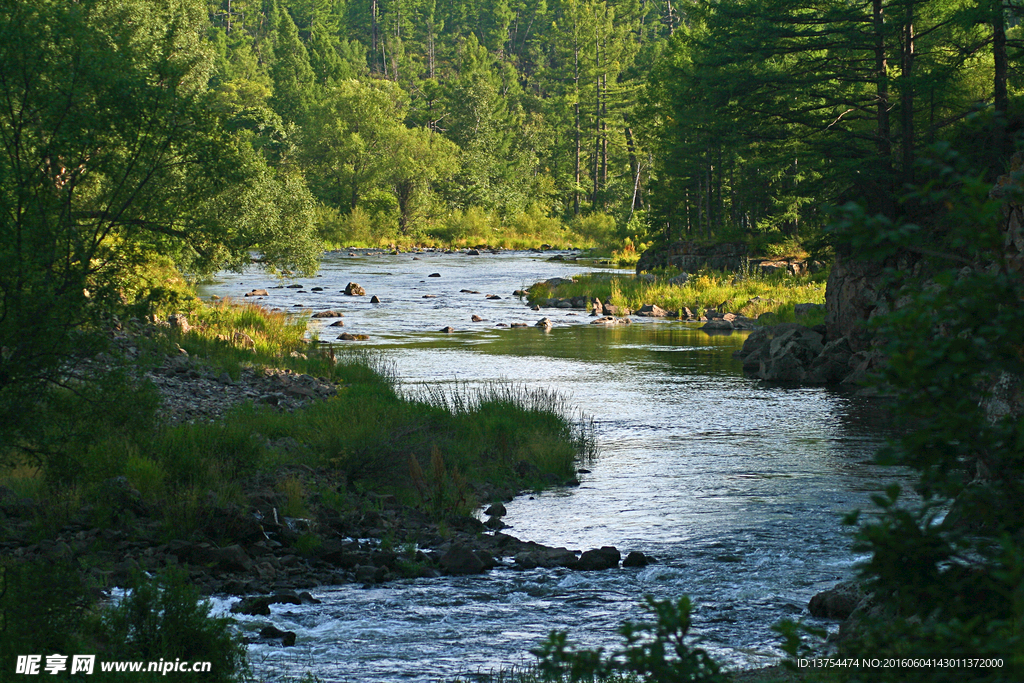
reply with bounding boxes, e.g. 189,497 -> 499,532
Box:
1,298 -> 596,532
529,268 -> 827,321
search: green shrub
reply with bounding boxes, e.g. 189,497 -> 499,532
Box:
533,596 -> 723,682
0,559 -> 90,677
570,212 -> 618,248
91,569 -> 247,683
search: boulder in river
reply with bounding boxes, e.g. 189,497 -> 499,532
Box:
439,544 -> 486,575
622,551 -> 652,568
701,319 -> 734,331
344,282 -> 366,296
514,547 -> 578,570
484,502 -> 507,517
809,580 -> 864,620
636,304 -> 669,317
259,626 -> 297,647
576,546 -> 621,571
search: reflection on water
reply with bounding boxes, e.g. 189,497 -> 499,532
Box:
199,251 -> 897,681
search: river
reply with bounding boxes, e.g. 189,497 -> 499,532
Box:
199,249 -> 896,681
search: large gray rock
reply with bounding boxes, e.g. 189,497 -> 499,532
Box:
636,304 -> 669,317
439,545 -> 486,575
805,337 -> 855,384
167,313 -> 191,333
514,547 -> 578,570
809,581 -> 864,620
576,546 -> 621,571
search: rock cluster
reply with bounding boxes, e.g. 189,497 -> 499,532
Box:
734,323 -> 884,385
148,355 -> 338,423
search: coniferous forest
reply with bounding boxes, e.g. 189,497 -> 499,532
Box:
201,0 -> 1019,246
6,0 -> 1013,255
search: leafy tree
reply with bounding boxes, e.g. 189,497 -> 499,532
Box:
384,125 -> 459,233
0,0 -> 320,456
301,78 -> 410,210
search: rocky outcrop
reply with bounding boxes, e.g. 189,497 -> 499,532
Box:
734,323 -> 880,385
824,255 -> 890,352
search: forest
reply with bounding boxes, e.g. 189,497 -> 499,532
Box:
5,0 -> 1011,260
202,0 -> 1019,249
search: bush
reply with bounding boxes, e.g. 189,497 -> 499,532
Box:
0,559 -> 91,678
533,596 -> 723,682
91,569 -> 247,682
832,147 -> 1024,680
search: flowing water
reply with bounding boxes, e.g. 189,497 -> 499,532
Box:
199,250 -> 898,681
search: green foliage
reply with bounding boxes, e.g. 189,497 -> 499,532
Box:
529,270 -> 826,320
0,560 -> 91,676
0,563 -> 245,683
832,149 -> 1024,679
92,569 -> 247,682
533,596 -> 723,682
0,0 -> 321,462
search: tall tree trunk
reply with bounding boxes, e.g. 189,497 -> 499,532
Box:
624,118 -> 642,215
593,34 -> 601,207
428,22 -> 435,79
872,0 -> 895,217
573,29 -> 581,217
574,102 -> 581,216
601,73 -> 608,204
665,0 -> 678,34
371,0 -> 379,74
992,0 -> 1008,151
901,3 -> 916,187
